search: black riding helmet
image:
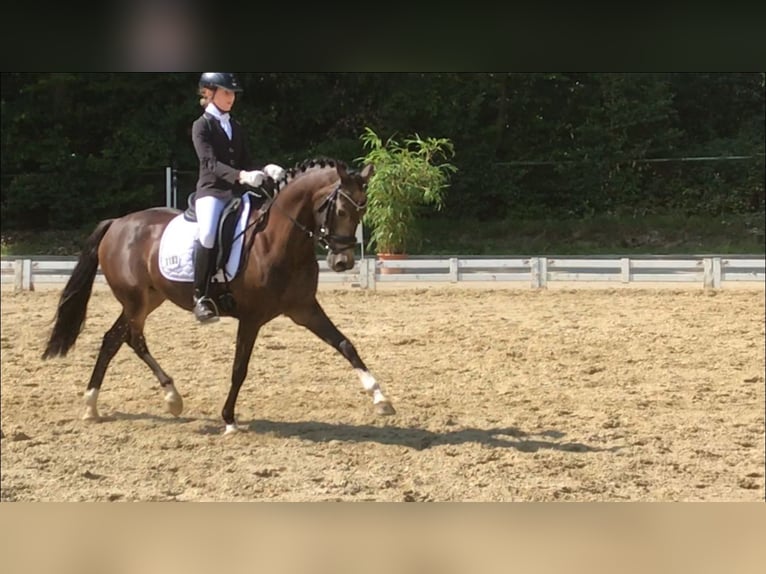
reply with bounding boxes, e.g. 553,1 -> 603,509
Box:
199,73 -> 243,93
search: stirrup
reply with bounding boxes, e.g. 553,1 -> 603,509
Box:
193,297 -> 220,324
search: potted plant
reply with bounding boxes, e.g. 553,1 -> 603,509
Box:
358,127 -> 457,271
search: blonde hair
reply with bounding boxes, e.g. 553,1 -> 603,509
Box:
199,87 -> 215,107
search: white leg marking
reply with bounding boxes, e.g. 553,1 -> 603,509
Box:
163,384 -> 184,417
356,369 -> 387,405
224,424 -> 239,435
83,389 -> 100,420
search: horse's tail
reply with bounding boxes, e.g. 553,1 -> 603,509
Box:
42,219 -> 115,359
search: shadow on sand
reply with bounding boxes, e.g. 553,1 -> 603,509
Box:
104,412 -> 617,454
243,419 -> 617,454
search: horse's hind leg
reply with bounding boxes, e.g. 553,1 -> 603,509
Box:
83,314 -> 130,420
125,329 -> 183,417
288,300 -> 395,416
124,293 -> 183,416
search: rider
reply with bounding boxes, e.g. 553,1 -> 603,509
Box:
191,72 -> 284,324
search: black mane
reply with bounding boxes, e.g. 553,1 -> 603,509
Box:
262,157 -> 353,195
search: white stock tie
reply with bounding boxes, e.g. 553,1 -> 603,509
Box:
219,114 -> 232,140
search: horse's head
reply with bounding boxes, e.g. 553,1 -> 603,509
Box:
314,162 -> 374,272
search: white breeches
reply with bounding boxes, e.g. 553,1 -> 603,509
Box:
195,196 -> 227,248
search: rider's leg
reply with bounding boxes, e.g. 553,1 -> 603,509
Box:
193,196 -> 225,324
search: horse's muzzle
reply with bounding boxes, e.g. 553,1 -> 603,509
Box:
329,252 -> 354,272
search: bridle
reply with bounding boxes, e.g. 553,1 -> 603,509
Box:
267,180 -> 366,254
314,183 -> 367,254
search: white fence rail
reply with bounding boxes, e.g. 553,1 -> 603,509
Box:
2,256 -> 764,291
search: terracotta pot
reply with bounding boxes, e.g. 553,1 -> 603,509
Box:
377,253 -> 407,275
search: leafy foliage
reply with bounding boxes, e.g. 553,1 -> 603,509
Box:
359,128 -> 457,254
1,73 -> 763,233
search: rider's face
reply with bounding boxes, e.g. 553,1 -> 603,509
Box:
212,88 -> 236,112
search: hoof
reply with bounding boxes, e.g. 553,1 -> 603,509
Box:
164,391 -> 184,417
82,411 -> 101,422
223,424 -> 241,436
374,401 -> 396,416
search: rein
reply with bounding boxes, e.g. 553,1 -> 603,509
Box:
231,190 -> 273,245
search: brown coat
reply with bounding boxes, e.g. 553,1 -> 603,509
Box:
191,112 -> 257,200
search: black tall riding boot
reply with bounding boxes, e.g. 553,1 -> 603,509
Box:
192,240 -> 219,324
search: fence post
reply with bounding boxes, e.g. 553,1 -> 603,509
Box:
530,258 -> 540,288
449,258 -> 459,283
530,258 -> 538,288
172,167 -> 178,209
13,259 -> 22,292
165,166 -> 173,208
366,258 -> 377,290
621,258 -> 631,283
14,259 -> 32,291
530,257 -> 548,289
358,257 -> 368,289
703,257 -> 723,289
712,257 -> 722,289
24,259 -> 33,290
703,258 -> 713,289
356,224 -> 364,262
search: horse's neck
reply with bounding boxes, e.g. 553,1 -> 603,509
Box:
261,169 -> 336,252
279,169 -> 336,224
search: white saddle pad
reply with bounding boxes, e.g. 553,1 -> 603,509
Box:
158,194 -> 252,283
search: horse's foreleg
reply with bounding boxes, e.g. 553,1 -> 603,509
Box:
222,321 -> 260,434
83,314 -> 130,420
290,301 -> 395,416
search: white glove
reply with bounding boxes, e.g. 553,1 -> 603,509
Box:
239,170 -> 266,187
263,163 -> 285,181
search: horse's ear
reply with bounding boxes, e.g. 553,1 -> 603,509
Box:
360,163 -> 374,181
336,162 -> 350,182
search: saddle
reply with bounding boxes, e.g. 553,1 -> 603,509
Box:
184,192 -> 269,273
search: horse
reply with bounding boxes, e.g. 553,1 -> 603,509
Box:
41,158 -> 396,435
